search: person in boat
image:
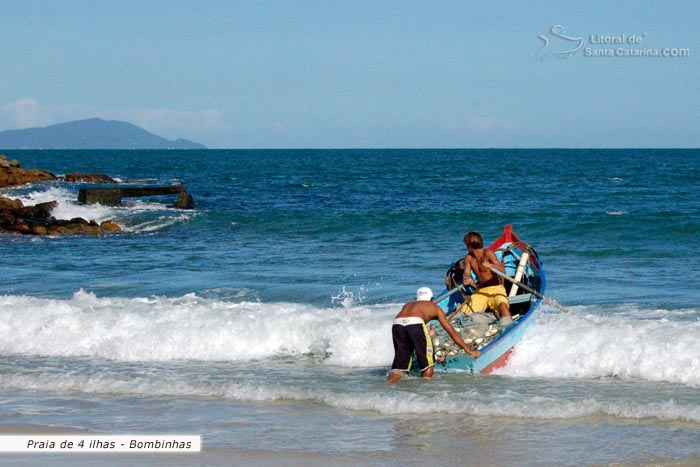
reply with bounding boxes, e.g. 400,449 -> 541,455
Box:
461,231 -> 514,325
388,287 -> 479,383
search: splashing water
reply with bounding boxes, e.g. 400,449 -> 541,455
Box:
331,286 -> 367,309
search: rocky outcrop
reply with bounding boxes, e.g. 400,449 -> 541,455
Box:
0,156 -> 20,168
0,155 -> 56,187
0,155 -> 195,234
0,155 -> 122,236
0,195 -> 122,236
0,155 -> 121,188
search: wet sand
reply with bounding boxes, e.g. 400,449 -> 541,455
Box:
1,422 -> 699,467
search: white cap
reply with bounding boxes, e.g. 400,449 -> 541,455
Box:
416,287 -> 433,302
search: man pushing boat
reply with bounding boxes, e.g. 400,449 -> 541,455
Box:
388,287 -> 479,382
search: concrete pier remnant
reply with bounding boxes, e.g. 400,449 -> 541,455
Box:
78,186 -> 194,209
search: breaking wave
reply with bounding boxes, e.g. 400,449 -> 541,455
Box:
0,290 -> 396,365
1,293 -> 700,423
2,292 -> 700,386
499,304 -> 700,387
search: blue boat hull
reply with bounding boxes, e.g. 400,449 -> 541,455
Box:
429,225 -> 546,374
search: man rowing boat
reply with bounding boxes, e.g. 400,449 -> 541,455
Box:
462,231 -> 514,325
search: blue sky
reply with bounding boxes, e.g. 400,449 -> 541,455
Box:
1,1 -> 697,148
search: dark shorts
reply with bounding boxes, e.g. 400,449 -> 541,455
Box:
391,317 -> 434,374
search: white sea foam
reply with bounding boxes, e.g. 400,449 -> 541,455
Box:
605,210 -> 628,215
3,293 -> 700,424
3,368 -> 700,423
498,304 -> 700,387
333,390 -> 700,422
2,293 -> 699,388
7,186 -> 118,223
127,213 -> 194,232
0,290 -> 396,365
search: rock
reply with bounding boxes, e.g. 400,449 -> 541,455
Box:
0,196 -> 23,210
0,198 -> 121,236
0,207 -> 14,225
18,201 -> 57,219
51,219 -> 102,236
45,219 -> 99,236
0,155 -> 20,168
10,220 -> 32,234
100,220 -> 122,232
0,156 -> 153,236
31,225 -> 48,235
0,167 -> 56,188
64,173 -> 117,183
176,190 -> 195,209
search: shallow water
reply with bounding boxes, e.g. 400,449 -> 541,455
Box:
1,149 -> 699,465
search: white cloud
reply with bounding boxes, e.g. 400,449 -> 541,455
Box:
3,97 -> 52,129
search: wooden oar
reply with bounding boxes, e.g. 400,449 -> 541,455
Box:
489,267 -> 570,313
431,284 -> 466,304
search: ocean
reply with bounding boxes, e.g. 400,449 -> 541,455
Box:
1,149 -> 699,466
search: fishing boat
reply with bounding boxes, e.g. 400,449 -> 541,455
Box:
429,225 -> 546,374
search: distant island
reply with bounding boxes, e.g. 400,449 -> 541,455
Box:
0,118 -> 207,149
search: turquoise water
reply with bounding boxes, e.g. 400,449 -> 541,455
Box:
1,149 -> 699,466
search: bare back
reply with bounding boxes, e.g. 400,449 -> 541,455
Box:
394,300 -> 479,359
395,300 -> 444,323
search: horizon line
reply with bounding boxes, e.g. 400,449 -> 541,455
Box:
1,147 -> 699,151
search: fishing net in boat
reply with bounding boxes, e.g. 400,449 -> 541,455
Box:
430,311 -> 519,361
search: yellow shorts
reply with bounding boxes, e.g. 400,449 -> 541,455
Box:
465,285 -> 509,313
